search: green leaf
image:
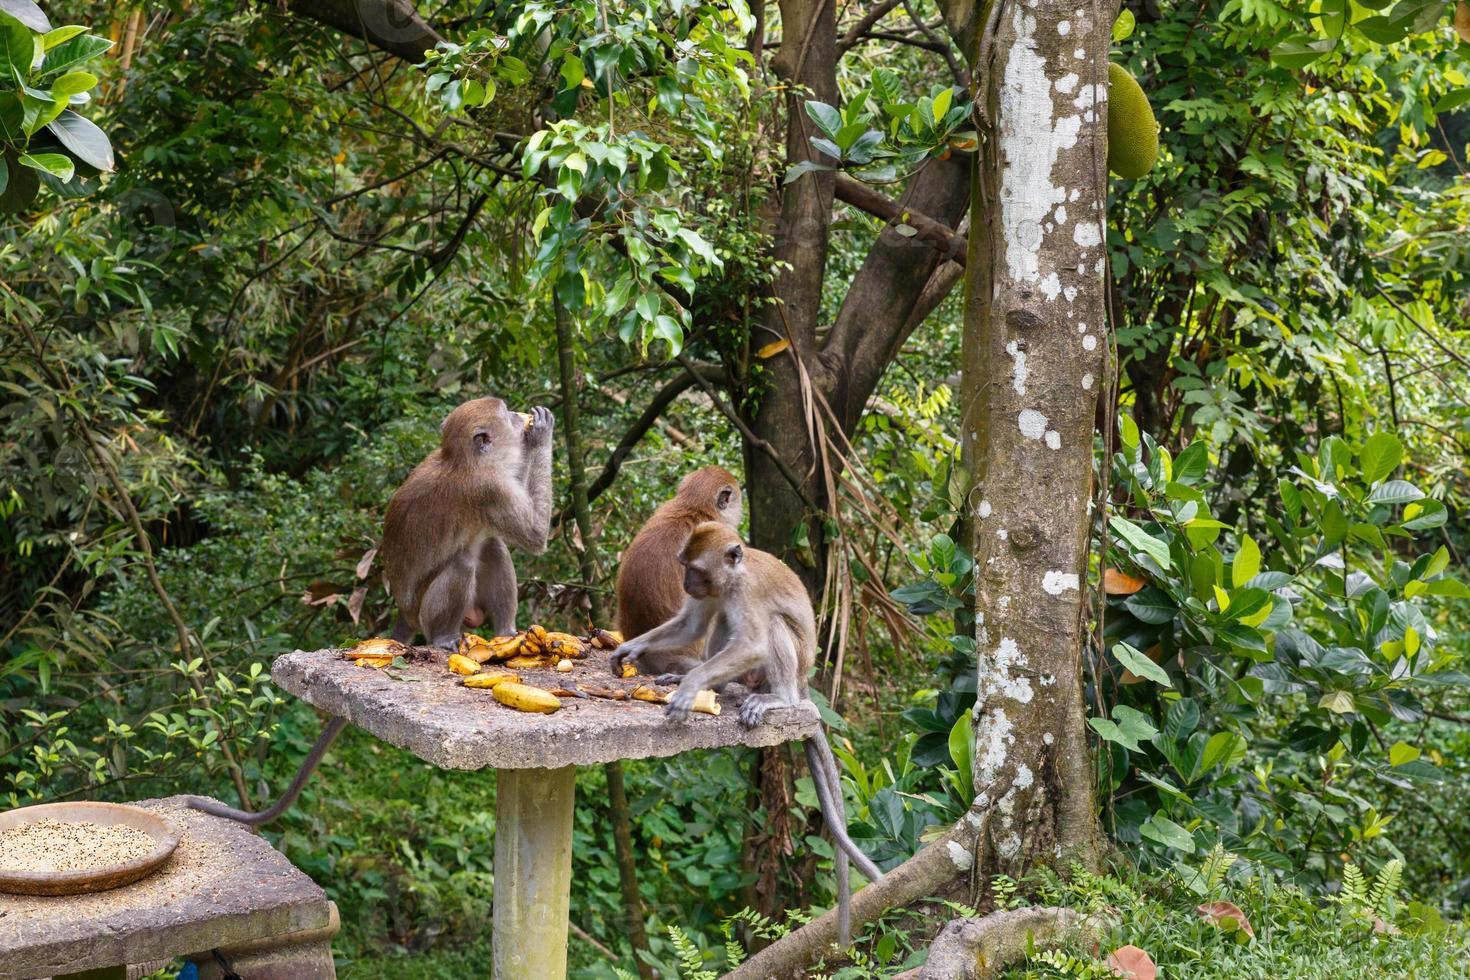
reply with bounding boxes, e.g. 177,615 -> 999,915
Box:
46,110 -> 111,171
1232,535 -> 1260,589
1122,586 -> 1176,625
805,100 -> 841,139
1110,516 -> 1172,571
1433,89 -> 1470,114
0,11 -> 36,78
1140,813 -> 1196,852
1360,433 -> 1402,484
1270,34 -> 1336,70
1402,499 -> 1447,531
0,0 -> 49,33
1088,704 -> 1158,752
1113,641 -> 1171,687
1112,8 -> 1135,42
49,69 -> 95,99
0,151 -> 38,211
40,24 -> 85,50
1318,690 -> 1356,715
1388,742 -> 1420,767
39,32 -> 110,78
1368,480 -> 1424,505
1426,578 -> 1470,598
18,149 -> 70,179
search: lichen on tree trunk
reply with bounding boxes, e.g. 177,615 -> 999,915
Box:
955,0 -> 1115,880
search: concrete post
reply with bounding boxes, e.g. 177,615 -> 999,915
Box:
493,766 -> 576,980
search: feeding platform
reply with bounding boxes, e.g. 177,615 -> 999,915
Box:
0,796 -> 336,980
271,646 -> 821,978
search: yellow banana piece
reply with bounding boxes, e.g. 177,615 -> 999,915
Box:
691,690 -> 720,715
447,653 -> 480,675
493,682 -> 562,714
463,670 -> 517,689
505,654 -> 555,670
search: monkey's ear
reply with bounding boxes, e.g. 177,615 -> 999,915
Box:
724,543 -> 744,566
439,415 -> 450,437
717,486 -> 736,509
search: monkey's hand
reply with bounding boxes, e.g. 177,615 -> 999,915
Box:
609,637 -> 646,677
524,405 -> 555,448
654,672 -> 685,687
664,684 -> 696,723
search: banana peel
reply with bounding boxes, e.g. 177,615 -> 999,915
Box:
588,629 -> 623,650
345,637 -> 406,668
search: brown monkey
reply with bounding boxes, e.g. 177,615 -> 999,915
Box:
613,465 -> 740,679
384,397 -> 554,648
609,522 -> 884,942
188,397 -> 553,826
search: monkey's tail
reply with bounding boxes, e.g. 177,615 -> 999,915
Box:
803,732 -> 885,882
804,733 -> 875,948
185,717 -> 349,827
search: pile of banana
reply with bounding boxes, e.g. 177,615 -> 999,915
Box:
342,627 -> 719,717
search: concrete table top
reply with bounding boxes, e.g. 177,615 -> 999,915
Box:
271,646 -> 821,771
0,796 -> 331,979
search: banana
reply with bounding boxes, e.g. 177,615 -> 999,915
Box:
463,670 -> 517,689
447,653 -> 481,675
630,685 -> 669,704
555,659 -> 574,672
354,656 -> 393,669
493,682 -> 562,714
346,637 -> 406,659
620,662 -> 638,679
690,689 -> 720,716
505,654 -> 555,670
588,629 -> 622,650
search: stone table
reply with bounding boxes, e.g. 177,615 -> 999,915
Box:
0,797 -> 337,980
271,646 -> 820,979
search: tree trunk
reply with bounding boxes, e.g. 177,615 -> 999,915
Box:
745,0 -> 838,592
954,0 -> 1112,878
554,303 -> 652,976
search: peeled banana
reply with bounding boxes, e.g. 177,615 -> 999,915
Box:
447,653 -> 481,675
493,682 -> 563,714
463,670 -> 517,689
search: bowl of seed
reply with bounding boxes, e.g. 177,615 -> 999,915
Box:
0,801 -> 180,896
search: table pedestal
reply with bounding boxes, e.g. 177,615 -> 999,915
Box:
492,766 -> 576,980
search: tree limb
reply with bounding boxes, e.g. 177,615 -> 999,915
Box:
285,0 -> 442,63
919,907 -> 1103,979
834,174 -> 968,266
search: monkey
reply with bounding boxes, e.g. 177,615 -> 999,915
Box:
188,397 -> 553,826
382,396 -> 554,646
609,521 -> 884,943
613,465 -> 741,680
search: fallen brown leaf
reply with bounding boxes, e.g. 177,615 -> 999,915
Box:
1107,944 -> 1157,980
1197,900 -> 1255,939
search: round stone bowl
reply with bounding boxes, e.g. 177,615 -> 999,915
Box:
0,801 -> 179,896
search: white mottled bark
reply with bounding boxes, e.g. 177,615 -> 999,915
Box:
956,0 -> 1114,877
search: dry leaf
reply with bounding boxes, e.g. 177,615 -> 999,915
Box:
1107,945 -> 1157,980
1372,916 -> 1400,935
1197,900 -> 1255,939
355,547 -> 378,580
756,338 -> 791,358
347,586 -> 367,624
302,580 -> 344,607
1104,567 -> 1147,595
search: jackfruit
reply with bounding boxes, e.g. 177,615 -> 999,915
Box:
1107,63 -> 1158,179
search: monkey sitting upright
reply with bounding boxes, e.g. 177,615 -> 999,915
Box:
384,396 -> 554,647
613,465 -> 741,679
609,521 -> 884,942
188,396 -> 552,827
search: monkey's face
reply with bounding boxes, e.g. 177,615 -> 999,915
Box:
679,538 -> 743,599
439,397 -> 521,463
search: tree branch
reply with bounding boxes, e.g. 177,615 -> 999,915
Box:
285,0 -> 442,63
834,174 -> 967,265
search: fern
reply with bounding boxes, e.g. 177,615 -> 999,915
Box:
1180,843 -> 1239,895
612,969 -> 640,980
1337,863 -> 1369,908
668,925 -> 717,980
1030,948 -> 1112,978
1367,859 -> 1403,920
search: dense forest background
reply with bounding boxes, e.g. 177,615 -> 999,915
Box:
3,0 -> 1470,977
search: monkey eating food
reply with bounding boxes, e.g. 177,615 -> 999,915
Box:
187,395 -> 553,826
609,521 -> 884,943
613,465 -> 741,680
